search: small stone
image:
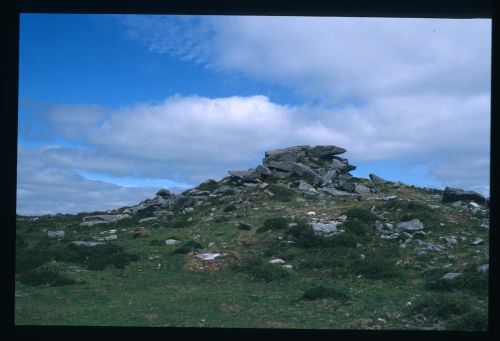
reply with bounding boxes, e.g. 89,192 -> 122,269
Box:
282,264 -> 293,269
306,211 -> 316,216
477,264 -> 489,273
196,253 -> 223,261
269,258 -> 286,264
442,272 -> 462,280
397,219 -> 424,232
165,239 -> 181,245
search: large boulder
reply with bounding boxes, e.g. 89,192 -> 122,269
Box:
308,145 -> 346,159
264,145 -> 309,163
297,180 -> 318,195
267,161 -> 319,179
442,187 -> 487,205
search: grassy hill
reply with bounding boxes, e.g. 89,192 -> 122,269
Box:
14,146 -> 489,330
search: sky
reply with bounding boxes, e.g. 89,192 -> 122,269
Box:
17,14 -> 491,216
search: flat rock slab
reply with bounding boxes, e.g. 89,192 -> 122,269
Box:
269,258 -> 286,264
139,217 -> 159,223
470,238 -> 484,245
80,214 -> 130,226
71,241 -> 106,247
47,231 -> 65,238
322,188 -> 361,199
442,272 -> 463,280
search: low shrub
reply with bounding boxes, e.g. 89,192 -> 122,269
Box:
172,240 -> 203,255
350,253 -> 402,279
267,184 -> 296,202
424,269 -> 488,295
197,179 -> 219,192
223,204 -> 237,212
342,208 -> 377,224
16,234 -> 28,249
18,267 -> 76,286
410,294 -> 469,320
263,217 -> 288,230
63,244 -> 138,270
386,200 -> 439,225
301,286 -> 348,301
235,256 -> 290,282
287,221 -> 315,239
16,246 -> 63,274
167,215 -> 195,228
237,223 -> 251,231
446,310 -> 488,331
149,239 -> 164,246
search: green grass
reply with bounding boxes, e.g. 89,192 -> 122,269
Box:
14,181 -> 488,330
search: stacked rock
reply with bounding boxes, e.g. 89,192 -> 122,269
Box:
228,145 -> 359,194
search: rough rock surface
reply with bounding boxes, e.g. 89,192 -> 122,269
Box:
442,187 -> 486,205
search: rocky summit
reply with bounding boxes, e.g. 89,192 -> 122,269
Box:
15,144 -> 489,330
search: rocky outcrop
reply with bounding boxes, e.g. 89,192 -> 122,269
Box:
442,187 -> 487,205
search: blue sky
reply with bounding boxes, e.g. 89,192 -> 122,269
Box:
17,14 -> 491,215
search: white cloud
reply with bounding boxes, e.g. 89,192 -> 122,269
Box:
119,16 -> 491,102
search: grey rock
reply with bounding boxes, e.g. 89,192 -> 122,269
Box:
212,185 -> 237,195
414,239 -> 445,252
311,221 -> 340,235
80,214 -> 131,226
442,272 -> 463,280
71,241 -> 106,247
337,180 -> 356,193
354,183 -> 371,194
328,158 -> 350,173
380,233 -> 399,240
197,252 -> 224,261
397,219 -> 424,232
256,165 -> 272,177
365,195 -> 398,201
139,217 -> 159,224
264,146 -> 309,162
269,258 -> 286,264
228,168 -> 261,182
442,187 -> 486,205
282,264 -> 293,269
470,238 -> 484,245
165,239 -> 181,245
439,236 -> 458,246
47,230 -> 64,239
321,169 -> 338,185
270,170 -> 292,179
369,174 -> 386,183
477,264 -> 489,273
297,180 -> 318,195
267,161 -> 319,179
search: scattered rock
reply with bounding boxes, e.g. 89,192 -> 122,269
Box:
322,188 -> 360,199
228,169 -> 261,182
439,236 -> 458,247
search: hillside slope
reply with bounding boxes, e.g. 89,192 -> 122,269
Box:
15,145 -> 489,330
